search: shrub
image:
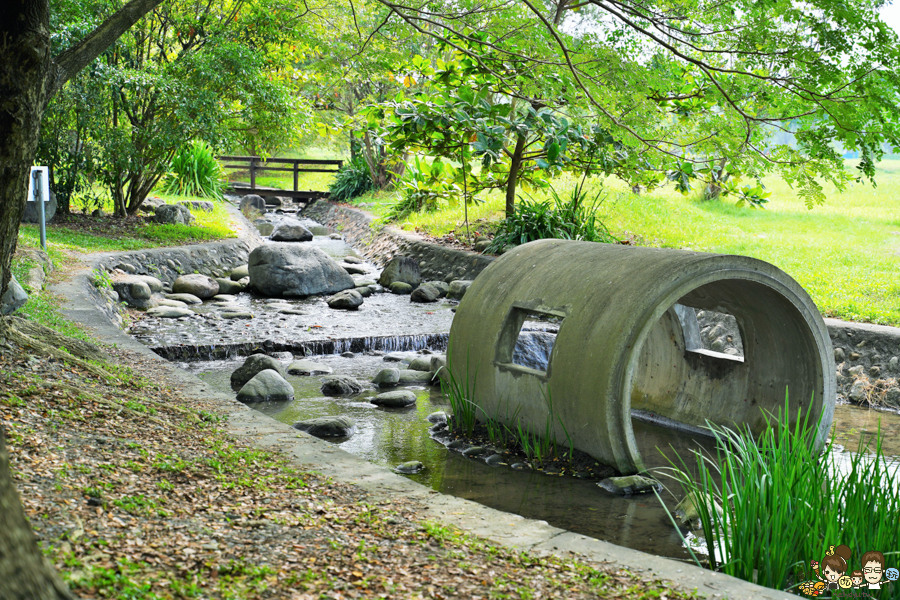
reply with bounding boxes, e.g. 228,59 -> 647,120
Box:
385,156 -> 463,221
159,140 -> 226,200
328,156 -> 373,202
486,183 -> 617,253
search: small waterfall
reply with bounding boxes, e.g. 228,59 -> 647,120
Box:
152,333 -> 449,362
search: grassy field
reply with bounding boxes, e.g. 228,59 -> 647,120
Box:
350,160 -> 900,326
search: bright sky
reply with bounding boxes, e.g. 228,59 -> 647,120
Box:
881,2 -> 900,31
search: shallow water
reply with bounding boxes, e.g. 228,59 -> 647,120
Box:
137,225 -> 900,563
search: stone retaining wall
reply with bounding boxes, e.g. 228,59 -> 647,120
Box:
95,237 -> 257,286
304,200 -> 494,282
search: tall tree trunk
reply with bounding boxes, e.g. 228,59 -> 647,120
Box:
505,135 -> 526,218
0,1 -> 166,595
0,424 -> 74,600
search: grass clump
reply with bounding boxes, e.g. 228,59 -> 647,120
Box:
487,183 -> 617,253
328,156 -> 373,202
663,394 -> 900,596
159,140 -> 226,199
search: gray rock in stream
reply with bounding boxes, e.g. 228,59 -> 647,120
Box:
173,274 -> 219,299
342,263 -> 368,275
410,283 -> 442,303
270,218 -> 314,242
293,416 -> 355,438
221,311 -> 253,320
248,243 -> 354,298
407,356 -> 434,372
372,390 -> 417,408
236,370 -> 294,403
146,306 -> 193,318
287,359 -> 333,376
426,411 -> 447,424
447,280 -> 473,300
598,475 -> 662,496
389,282 -> 413,295
394,461 -> 424,474
165,293 -> 202,305
215,278 -> 246,295
230,264 -> 249,281
398,369 -> 433,384
326,289 -> 363,310
231,354 -> 287,387
372,368 -> 400,387
321,376 -> 365,396
378,256 -> 421,289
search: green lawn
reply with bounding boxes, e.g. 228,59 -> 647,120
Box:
353,160 -> 900,326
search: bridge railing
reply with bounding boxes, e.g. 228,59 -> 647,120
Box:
218,155 -> 343,199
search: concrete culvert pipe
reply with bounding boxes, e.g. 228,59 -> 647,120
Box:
448,239 -> 835,475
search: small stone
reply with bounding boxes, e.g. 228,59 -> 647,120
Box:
356,286 -> 373,298
426,411 -> 447,424
371,390 -> 417,408
230,264 -> 250,281
410,283 -> 441,303
848,365 -> 865,376
173,274 -> 219,299
869,366 -> 881,378
326,289 -> 364,310
236,370 -> 294,403
407,356 -> 433,372
398,369 -> 433,384
856,340 -> 867,348
384,352 -> 417,363
165,293 -> 203,305
146,306 -> 193,318
287,360 -> 333,376
294,416 -> 355,438
473,238 -> 491,252
484,454 -> 505,466
341,352 -> 355,358
849,352 -> 861,361
848,380 -> 868,403
372,368 -> 401,387
834,348 -> 845,362
462,446 -> 487,458
215,278 -> 246,295
157,299 -> 187,308
321,376 -> 365,396
890,357 -> 899,370
221,312 -> 253,320
343,264 -> 368,275
884,387 -> 900,408
278,308 -> 307,315
447,440 -> 466,450
598,475 -> 662,496
390,282 -> 413,295
510,463 -> 531,471
447,280 -> 473,300
344,256 -> 363,264
394,461 -> 424,474
231,354 -> 286,387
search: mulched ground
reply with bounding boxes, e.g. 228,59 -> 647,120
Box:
0,331 -> 699,600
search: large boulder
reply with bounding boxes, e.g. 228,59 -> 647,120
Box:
0,275 -> 28,315
248,243 -> 354,298
240,194 -> 266,215
21,189 -> 57,223
270,217 -> 313,242
154,204 -> 194,225
293,416 -> 355,438
378,256 -> 421,289
111,275 -> 156,309
236,370 -> 294,403
173,274 -> 219,299
231,353 -> 286,388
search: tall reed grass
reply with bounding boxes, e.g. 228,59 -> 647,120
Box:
663,394 -> 900,597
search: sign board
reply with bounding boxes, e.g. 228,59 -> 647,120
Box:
27,166 -> 49,202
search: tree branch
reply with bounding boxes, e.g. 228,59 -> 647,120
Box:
50,0 -> 167,97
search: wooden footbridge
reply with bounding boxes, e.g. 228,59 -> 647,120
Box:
218,155 -> 343,201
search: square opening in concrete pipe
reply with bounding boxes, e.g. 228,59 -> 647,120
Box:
674,304 -> 745,362
497,307 -> 564,376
